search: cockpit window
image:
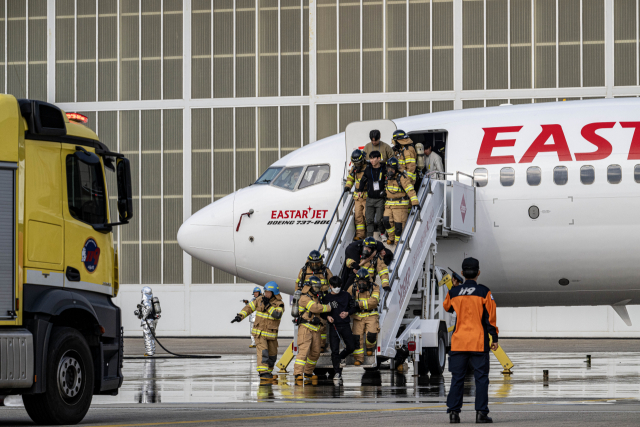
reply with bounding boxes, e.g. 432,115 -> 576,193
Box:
298,165 -> 330,189
272,166 -> 304,190
255,167 -> 282,184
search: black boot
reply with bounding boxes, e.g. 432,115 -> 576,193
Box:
476,412 -> 493,423
449,412 -> 460,423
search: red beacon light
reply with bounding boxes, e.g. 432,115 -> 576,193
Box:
66,112 -> 89,124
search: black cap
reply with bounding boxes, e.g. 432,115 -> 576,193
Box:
462,257 -> 479,270
369,150 -> 381,158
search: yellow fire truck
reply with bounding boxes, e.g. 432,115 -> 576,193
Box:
0,96 -> 132,425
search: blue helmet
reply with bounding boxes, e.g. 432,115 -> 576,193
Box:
253,286 -> 262,294
264,281 -> 280,295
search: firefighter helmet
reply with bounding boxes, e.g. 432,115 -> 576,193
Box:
392,129 -> 408,141
361,237 -> 377,258
351,149 -> 365,166
264,282 -> 280,295
308,250 -> 324,270
308,276 -> 323,294
387,157 -> 400,179
356,268 -> 371,291
252,286 -> 262,294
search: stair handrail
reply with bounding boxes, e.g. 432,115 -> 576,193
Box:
318,191 -> 354,262
381,172 -> 436,310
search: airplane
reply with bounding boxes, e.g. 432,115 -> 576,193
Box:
177,98 -> 640,320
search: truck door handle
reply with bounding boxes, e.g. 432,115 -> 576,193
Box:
66,267 -> 81,282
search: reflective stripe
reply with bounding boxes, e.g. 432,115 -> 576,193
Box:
387,186 -> 402,191
256,312 -> 277,320
353,348 -> 364,354
398,159 -> 406,165
355,311 -> 379,317
356,224 -> 365,229
386,227 -> 395,234
380,279 -> 389,285
372,293 -> 380,301
301,323 -> 321,332
306,359 -> 317,365
386,200 -> 409,206
321,334 -> 327,339
404,185 -> 414,192
252,328 -> 278,338
405,158 -> 416,163
249,301 -> 256,310
407,171 -> 417,179
366,338 -> 377,345
379,269 -> 388,275
257,366 -> 269,371
295,359 -> 307,365
306,301 -> 315,310
240,310 -> 248,318
410,196 -> 419,203
359,299 -> 368,310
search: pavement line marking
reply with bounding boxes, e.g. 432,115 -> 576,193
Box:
86,405 -> 446,427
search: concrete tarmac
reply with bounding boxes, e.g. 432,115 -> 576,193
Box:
1,338 -> 639,426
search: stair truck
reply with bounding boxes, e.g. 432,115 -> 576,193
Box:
0,96 -> 133,424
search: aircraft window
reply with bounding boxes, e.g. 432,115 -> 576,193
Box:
635,165 -> 640,183
473,168 -> 488,187
298,165 -> 330,190
526,167 -> 541,186
553,166 -> 568,185
255,167 -> 283,184
272,166 -> 304,190
580,166 -> 595,185
500,167 -> 515,186
608,164 -> 622,184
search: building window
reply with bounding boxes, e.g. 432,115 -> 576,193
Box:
299,165 -> 331,190
474,168 -> 488,187
553,166 -> 568,185
580,166 -> 595,185
272,166 -> 304,190
635,165 -> 640,183
500,167 -> 515,186
608,165 -> 622,184
526,166 -> 541,186
65,155 -> 107,225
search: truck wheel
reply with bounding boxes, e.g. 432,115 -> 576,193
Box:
23,327 -> 94,425
426,328 -> 447,377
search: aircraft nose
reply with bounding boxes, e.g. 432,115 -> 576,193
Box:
177,193 -> 237,276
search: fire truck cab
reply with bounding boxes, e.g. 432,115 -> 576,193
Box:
0,95 -> 132,425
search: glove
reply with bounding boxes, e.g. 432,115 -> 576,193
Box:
349,299 -> 358,309
330,301 -> 339,309
343,186 -> 351,193
310,317 -> 322,325
411,205 -> 421,214
231,315 -> 242,323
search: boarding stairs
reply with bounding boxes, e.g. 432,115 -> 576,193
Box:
290,171 -> 480,375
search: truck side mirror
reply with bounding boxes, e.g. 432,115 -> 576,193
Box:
116,158 -> 133,222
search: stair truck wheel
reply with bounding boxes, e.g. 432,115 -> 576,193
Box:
23,327 -> 95,425
426,326 -> 447,377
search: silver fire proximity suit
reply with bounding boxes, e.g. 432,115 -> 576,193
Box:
139,286 -> 160,356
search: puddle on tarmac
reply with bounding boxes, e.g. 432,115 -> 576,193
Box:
87,352 -> 640,404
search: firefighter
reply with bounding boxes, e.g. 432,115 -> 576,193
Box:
295,250 -> 334,349
246,286 -> 262,348
391,129 -> 418,184
232,282 -> 285,379
347,269 -> 380,366
344,149 -> 368,240
294,276 -> 331,381
383,157 -> 419,245
134,287 -> 161,357
443,258 -> 499,424
343,237 -> 393,290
